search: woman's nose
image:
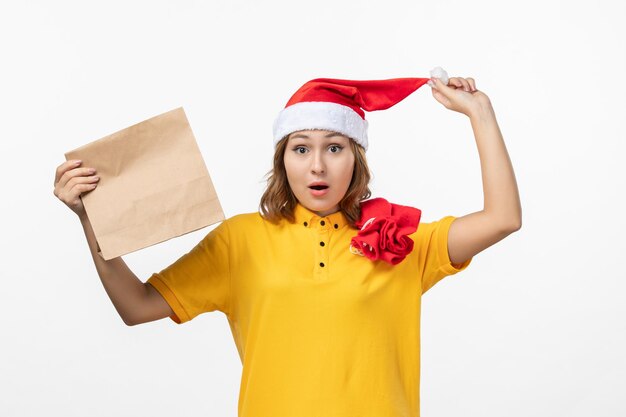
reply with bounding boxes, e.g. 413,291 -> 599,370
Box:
311,151 -> 326,174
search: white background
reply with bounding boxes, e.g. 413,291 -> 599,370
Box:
1,0 -> 624,416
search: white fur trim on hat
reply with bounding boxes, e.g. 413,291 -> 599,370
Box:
272,101 -> 369,150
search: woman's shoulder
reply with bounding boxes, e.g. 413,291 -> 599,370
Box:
223,210 -> 263,226
215,210 -> 292,245
408,214 -> 458,243
222,210 -> 279,232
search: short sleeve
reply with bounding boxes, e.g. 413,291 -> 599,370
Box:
146,220 -> 231,323
414,215 -> 472,295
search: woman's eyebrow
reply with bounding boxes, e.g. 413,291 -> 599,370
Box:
289,132 -> 345,140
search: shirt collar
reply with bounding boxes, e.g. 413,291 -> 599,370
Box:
293,203 -> 349,230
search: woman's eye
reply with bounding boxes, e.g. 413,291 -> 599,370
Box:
295,146 -> 307,154
329,145 -> 342,153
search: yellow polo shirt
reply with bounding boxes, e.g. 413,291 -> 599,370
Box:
147,203 -> 472,417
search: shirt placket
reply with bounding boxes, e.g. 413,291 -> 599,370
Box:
314,217 -> 330,281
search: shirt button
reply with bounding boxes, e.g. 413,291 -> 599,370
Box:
303,221 -> 308,227
320,220 -> 325,226
320,262 -> 325,267
320,241 -> 325,247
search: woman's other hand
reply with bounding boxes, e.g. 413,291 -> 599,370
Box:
53,160 -> 100,219
430,76 -> 492,117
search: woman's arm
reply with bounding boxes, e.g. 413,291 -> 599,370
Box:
79,213 -> 174,325
429,76 -> 522,266
53,159 -> 174,325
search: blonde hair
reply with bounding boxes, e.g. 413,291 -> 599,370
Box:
259,134 -> 372,228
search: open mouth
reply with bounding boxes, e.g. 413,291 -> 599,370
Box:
309,185 -> 328,190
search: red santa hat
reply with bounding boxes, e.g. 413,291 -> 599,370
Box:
272,67 -> 449,151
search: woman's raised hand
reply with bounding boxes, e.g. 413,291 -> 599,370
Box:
430,76 -> 492,117
53,160 -> 100,219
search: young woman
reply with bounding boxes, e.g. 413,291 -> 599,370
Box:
54,71 -> 521,417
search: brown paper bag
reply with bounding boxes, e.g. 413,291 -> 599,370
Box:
65,107 -> 224,260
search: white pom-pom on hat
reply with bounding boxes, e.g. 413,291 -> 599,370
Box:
427,66 -> 450,87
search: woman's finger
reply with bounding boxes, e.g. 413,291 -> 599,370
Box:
431,78 -> 453,107
57,165 -> 97,190
55,160 -> 82,185
65,179 -> 98,196
66,172 -> 99,190
432,77 -> 451,95
59,174 -> 100,201
466,77 -> 477,91
458,78 -> 471,92
449,77 -> 464,89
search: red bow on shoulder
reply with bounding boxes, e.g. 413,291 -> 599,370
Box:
350,198 -> 422,265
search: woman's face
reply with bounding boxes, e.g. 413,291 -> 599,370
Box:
284,129 -> 355,217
